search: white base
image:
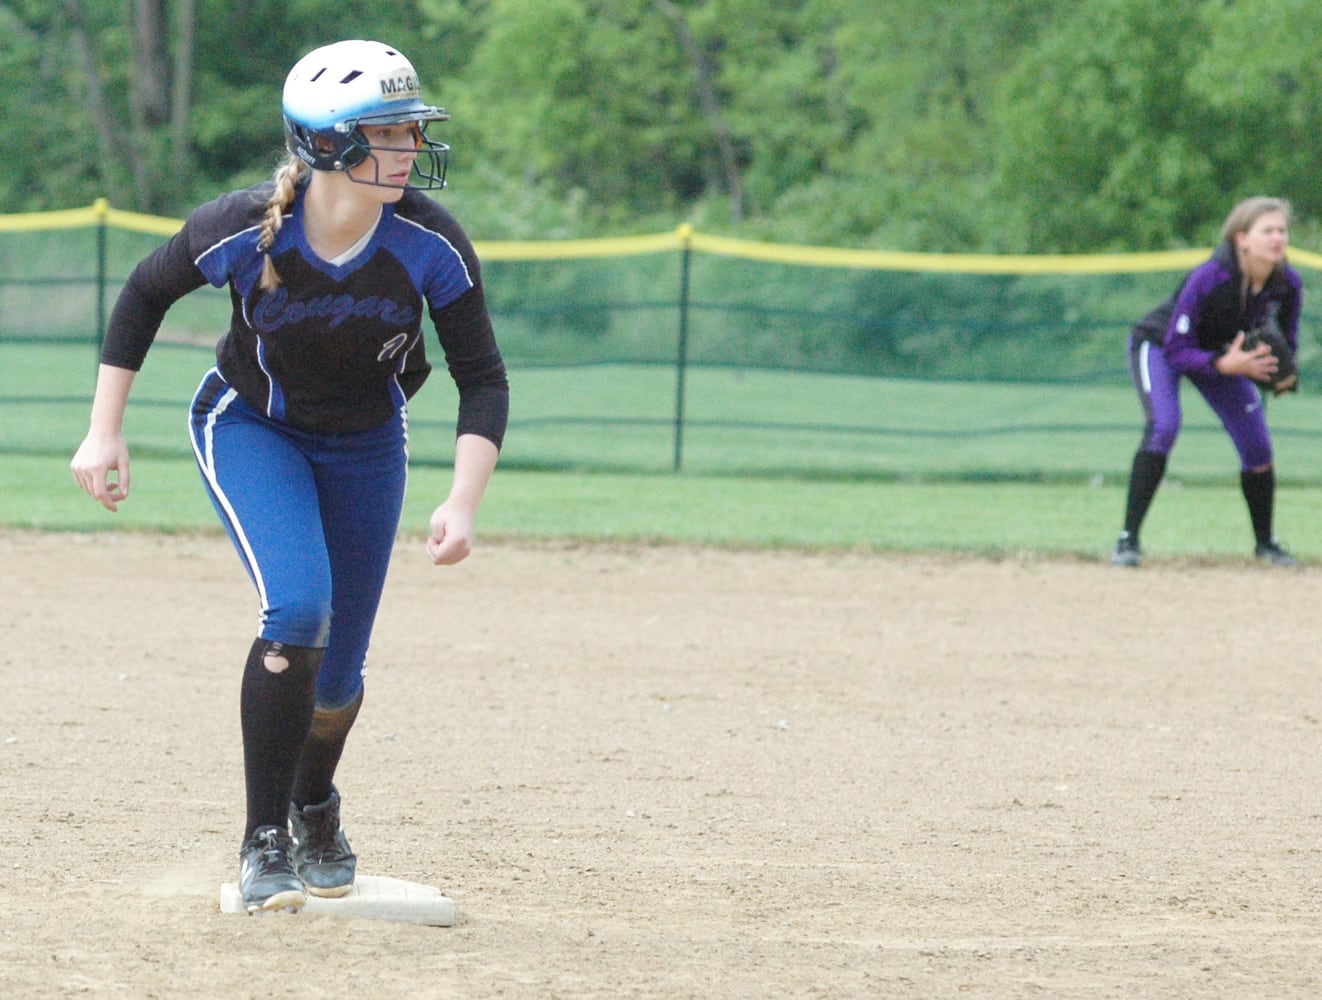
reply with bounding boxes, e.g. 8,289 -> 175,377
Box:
219,874 -> 454,926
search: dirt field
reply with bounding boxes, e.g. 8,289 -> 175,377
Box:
3,527 -> 1321,998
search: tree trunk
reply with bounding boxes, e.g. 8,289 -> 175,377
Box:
62,0 -> 135,207
652,0 -> 745,224
128,0 -> 169,211
131,0 -> 170,125
171,0 -> 196,176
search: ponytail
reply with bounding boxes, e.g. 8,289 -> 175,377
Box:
257,155 -> 309,292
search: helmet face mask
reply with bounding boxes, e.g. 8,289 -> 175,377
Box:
282,40 -> 451,190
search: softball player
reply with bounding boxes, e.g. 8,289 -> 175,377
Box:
71,40 -> 509,913
1111,196 -> 1301,568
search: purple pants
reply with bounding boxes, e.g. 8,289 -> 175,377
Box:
1127,335 -> 1273,469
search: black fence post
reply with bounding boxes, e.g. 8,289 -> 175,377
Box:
672,224 -> 693,473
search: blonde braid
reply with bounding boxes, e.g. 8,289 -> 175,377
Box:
258,155 -> 308,292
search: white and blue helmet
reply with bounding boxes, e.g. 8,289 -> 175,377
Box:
281,40 -> 450,188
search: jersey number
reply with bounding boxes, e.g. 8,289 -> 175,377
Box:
378,332 -> 411,362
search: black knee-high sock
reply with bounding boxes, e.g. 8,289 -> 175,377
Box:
292,688 -> 364,810
240,638 -> 322,840
1123,450 -> 1167,538
1241,467 -> 1276,547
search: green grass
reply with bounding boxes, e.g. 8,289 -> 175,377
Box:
9,341 -> 1322,560
12,341 -> 1322,477
8,453 -> 1322,563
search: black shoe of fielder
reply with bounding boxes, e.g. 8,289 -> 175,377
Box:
1111,532 -> 1141,567
1255,540 -> 1300,567
238,826 -> 306,914
290,786 -> 357,898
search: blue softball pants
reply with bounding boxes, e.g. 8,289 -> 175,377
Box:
1127,335 -> 1273,469
188,369 -> 408,710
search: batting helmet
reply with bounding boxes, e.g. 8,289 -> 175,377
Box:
282,40 -> 450,188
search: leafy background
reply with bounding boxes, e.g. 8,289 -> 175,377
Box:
5,0 -> 1322,252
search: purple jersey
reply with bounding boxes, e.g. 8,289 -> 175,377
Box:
1161,241 -> 1303,379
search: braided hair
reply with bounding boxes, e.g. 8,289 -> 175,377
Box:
257,155 -> 310,292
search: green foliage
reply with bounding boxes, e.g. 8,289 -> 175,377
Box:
1187,0 -> 1322,223
459,0 -> 712,221
991,1 -> 1220,251
789,0 -> 1054,250
989,0 -> 1322,251
1,1 -> 1319,253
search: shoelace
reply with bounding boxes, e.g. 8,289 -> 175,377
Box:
251,830 -> 295,875
300,812 -> 342,862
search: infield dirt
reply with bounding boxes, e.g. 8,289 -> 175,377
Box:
2,528 -> 1320,998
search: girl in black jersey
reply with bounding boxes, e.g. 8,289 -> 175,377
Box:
71,40 -> 509,913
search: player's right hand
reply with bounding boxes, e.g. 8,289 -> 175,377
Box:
1216,331 -> 1278,381
71,432 -> 131,512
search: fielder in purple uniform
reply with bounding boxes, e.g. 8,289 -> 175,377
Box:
71,40 -> 509,913
1111,197 -> 1301,568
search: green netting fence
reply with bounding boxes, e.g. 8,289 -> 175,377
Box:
5,200 -> 1322,482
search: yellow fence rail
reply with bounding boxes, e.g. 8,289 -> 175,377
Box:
6,201 -> 1322,476
7,200 -> 1321,273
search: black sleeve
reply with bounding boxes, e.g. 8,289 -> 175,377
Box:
1281,274 -> 1304,352
429,283 -> 509,450
100,228 -> 209,371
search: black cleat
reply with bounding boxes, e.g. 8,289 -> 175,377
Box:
1110,532 -> 1141,567
1255,540 -> 1300,567
239,826 -> 306,914
290,786 -> 357,898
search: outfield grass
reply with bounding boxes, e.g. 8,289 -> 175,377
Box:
6,452 -> 1321,563
12,341 -> 1322,475
8,341 -> 1322,560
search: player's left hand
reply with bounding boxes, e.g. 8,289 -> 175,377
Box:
426,501 -> 476,565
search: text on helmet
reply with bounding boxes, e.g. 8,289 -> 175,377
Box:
379,72 -> 421,102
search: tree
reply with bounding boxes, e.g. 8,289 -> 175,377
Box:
60,0 -> 182,211
652,0 -> 744,222
1186,0 -> 1322,227
990,1 -> 1224,251
63,0 -> 136,207
1,0 -> 1314,254
717,0 -> 1055,249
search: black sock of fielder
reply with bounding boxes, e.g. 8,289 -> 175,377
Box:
1122,450 -> 1167,539
1241,467 -> 1276,547
292,687 -> 364,810
240,638 -> 322,841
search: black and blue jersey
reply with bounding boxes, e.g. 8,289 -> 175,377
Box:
102,183 -> 508,443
